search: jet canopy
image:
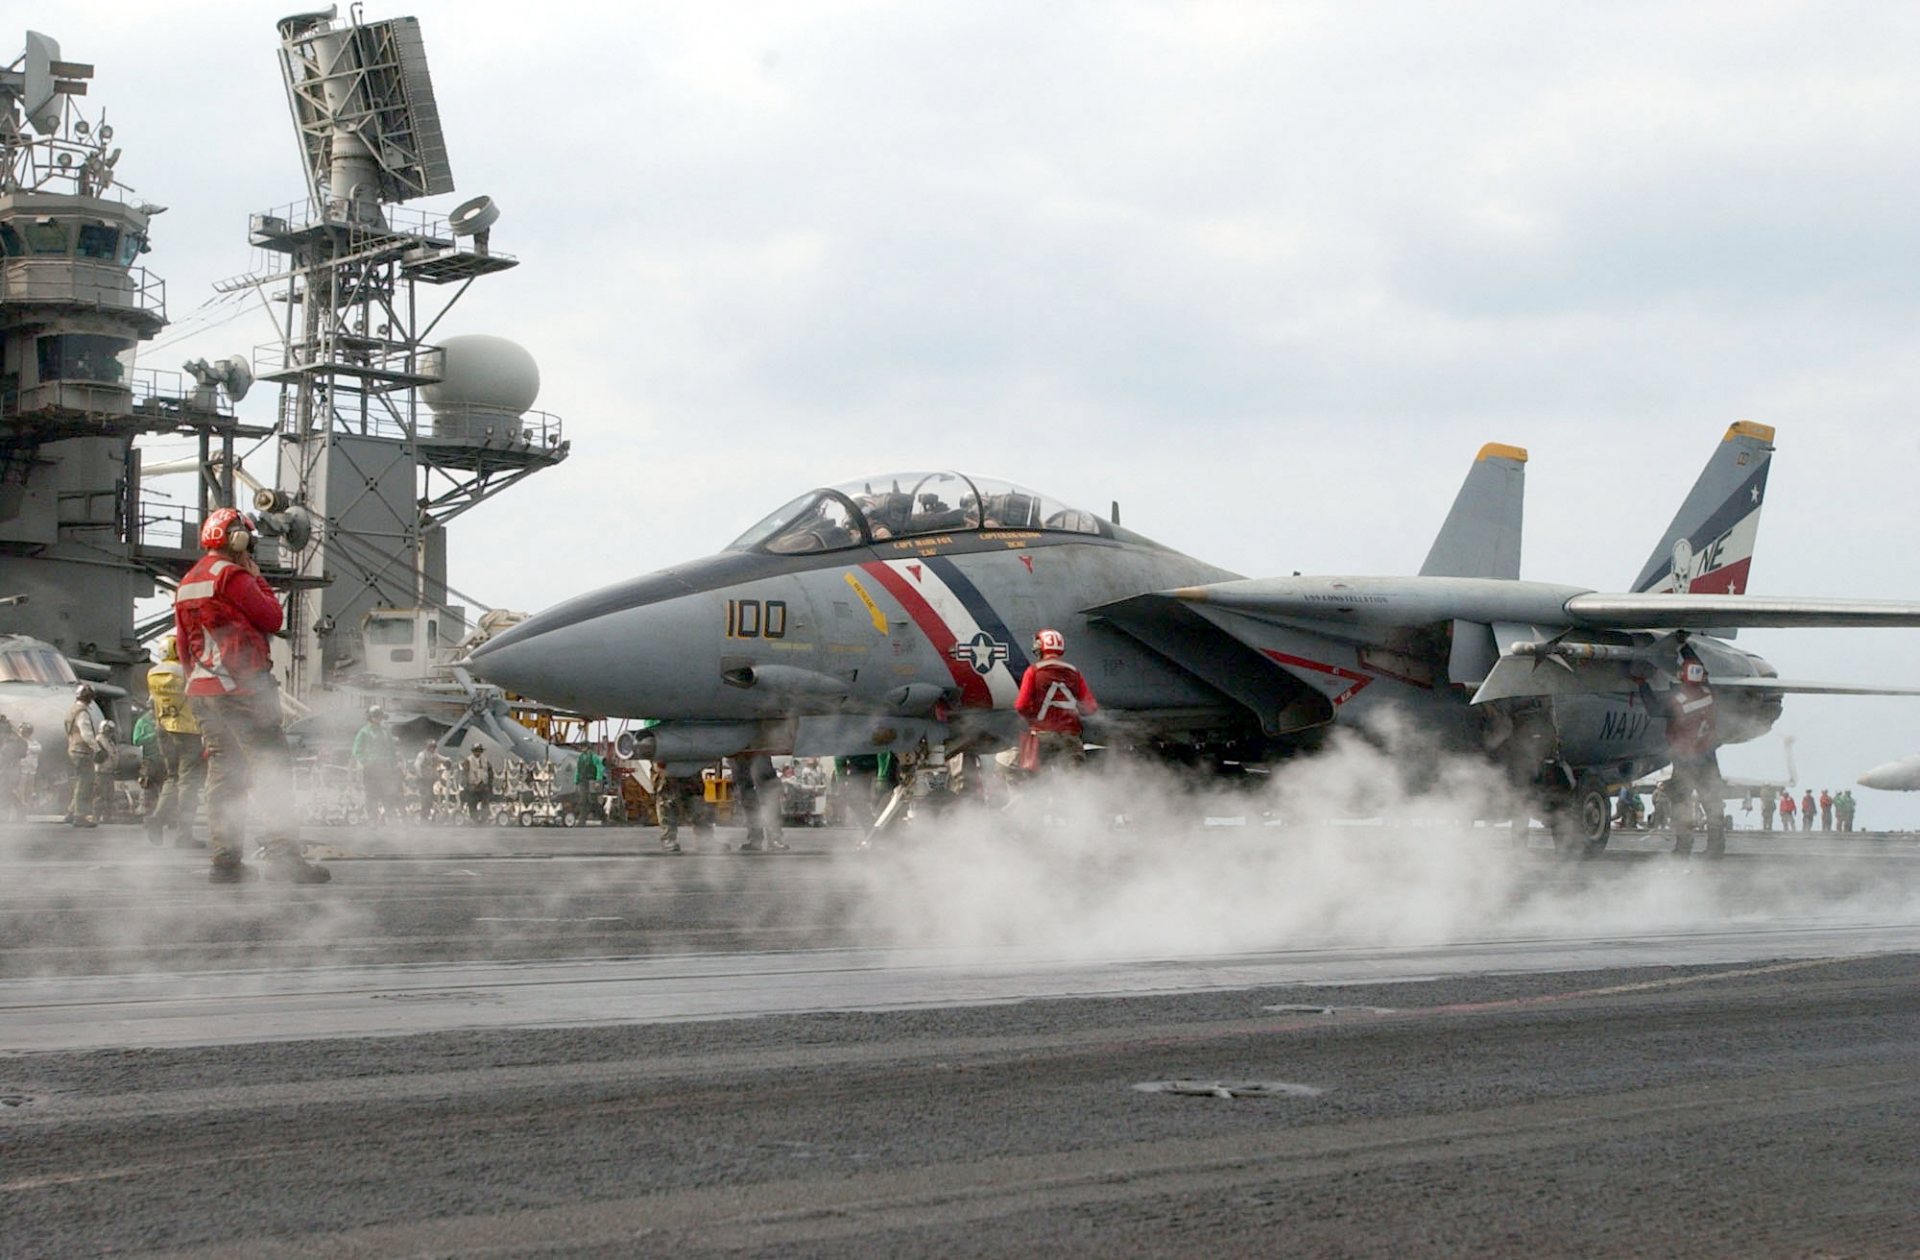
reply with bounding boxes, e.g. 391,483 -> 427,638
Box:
730,472 -> 1112,555
0,637 -> 78,685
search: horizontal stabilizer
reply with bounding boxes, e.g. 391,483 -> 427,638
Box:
1709,677 -> 1920,697
1565,594 -> 1920,631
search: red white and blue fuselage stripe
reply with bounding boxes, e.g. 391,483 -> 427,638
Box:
858,557 -> 1032,709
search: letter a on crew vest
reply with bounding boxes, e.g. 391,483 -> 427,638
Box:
1039,680 -> 1078,722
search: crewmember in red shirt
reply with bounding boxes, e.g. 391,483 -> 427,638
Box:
174,507 -> 329,885
1014,628 -> 1098,771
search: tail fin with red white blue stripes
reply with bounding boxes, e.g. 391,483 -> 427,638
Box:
1630,422 -> 1774,595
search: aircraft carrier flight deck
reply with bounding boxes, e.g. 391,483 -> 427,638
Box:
5,816 -> 1919,1258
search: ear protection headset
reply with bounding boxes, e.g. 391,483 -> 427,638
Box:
199,507 -> 257,554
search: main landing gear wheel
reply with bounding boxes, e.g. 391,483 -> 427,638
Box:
1552,777 -> 1611,859
1705,809 -> 1728,859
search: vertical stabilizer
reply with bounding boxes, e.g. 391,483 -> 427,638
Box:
1631,422 -> 1774,594
1419,443 -> 1527,580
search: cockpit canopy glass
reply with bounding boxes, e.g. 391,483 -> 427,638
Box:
0,642 -> 77,685
728,471 -> 1110,554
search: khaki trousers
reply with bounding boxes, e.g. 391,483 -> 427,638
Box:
68,754 -> 100,820
153,730 -> 206,834
188,687 -> 300,865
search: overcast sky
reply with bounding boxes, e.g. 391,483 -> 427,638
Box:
46,1 -> 1920,818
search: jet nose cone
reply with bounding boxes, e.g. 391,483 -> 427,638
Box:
464,630 -> 535,694
465,608 -> 594,707
465,581 -> 708,718
1858,755 -> 1920,791
466,555 -> 751,716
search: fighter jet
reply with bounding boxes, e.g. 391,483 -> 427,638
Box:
0,632 -> 124,733
1858,754 -> 1920,791
469,424 -> 1920,850
0,632 -> 136,808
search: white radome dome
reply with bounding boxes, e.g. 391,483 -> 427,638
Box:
422,334 -> 540,416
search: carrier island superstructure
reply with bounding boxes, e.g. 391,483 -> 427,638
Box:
1,13 -> 568,717
0,31 -> 260,707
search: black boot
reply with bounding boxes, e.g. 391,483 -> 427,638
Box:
209,858 -> 258,884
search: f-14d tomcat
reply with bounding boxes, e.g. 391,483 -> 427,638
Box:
469,423 -> 1920,850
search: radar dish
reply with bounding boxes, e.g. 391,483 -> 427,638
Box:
278,15 -> 454,208
219,357 -> 254,403
449,195 -> 499,237
421,335 -> 539,415
22,32 -> 64,135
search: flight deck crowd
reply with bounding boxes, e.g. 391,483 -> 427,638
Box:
1613,782 -> 1862,834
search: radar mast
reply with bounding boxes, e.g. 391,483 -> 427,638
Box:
225,7 -> 568,701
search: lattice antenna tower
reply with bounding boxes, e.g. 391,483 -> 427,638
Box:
241,7 -> 565,701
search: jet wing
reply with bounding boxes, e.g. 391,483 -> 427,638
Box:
1168,576 -> 1588,626
1170,579 -> 1920,632
1121,577 -> 1920,709
1473,665 -> 1920,705
1564,594 -> 1920,630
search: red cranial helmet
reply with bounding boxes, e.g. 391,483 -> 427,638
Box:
199,507 -> 253,552
1033,628 -> 1066,658
1680,661 -> 1706,685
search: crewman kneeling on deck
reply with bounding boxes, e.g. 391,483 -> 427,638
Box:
174,507 -> 329,884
